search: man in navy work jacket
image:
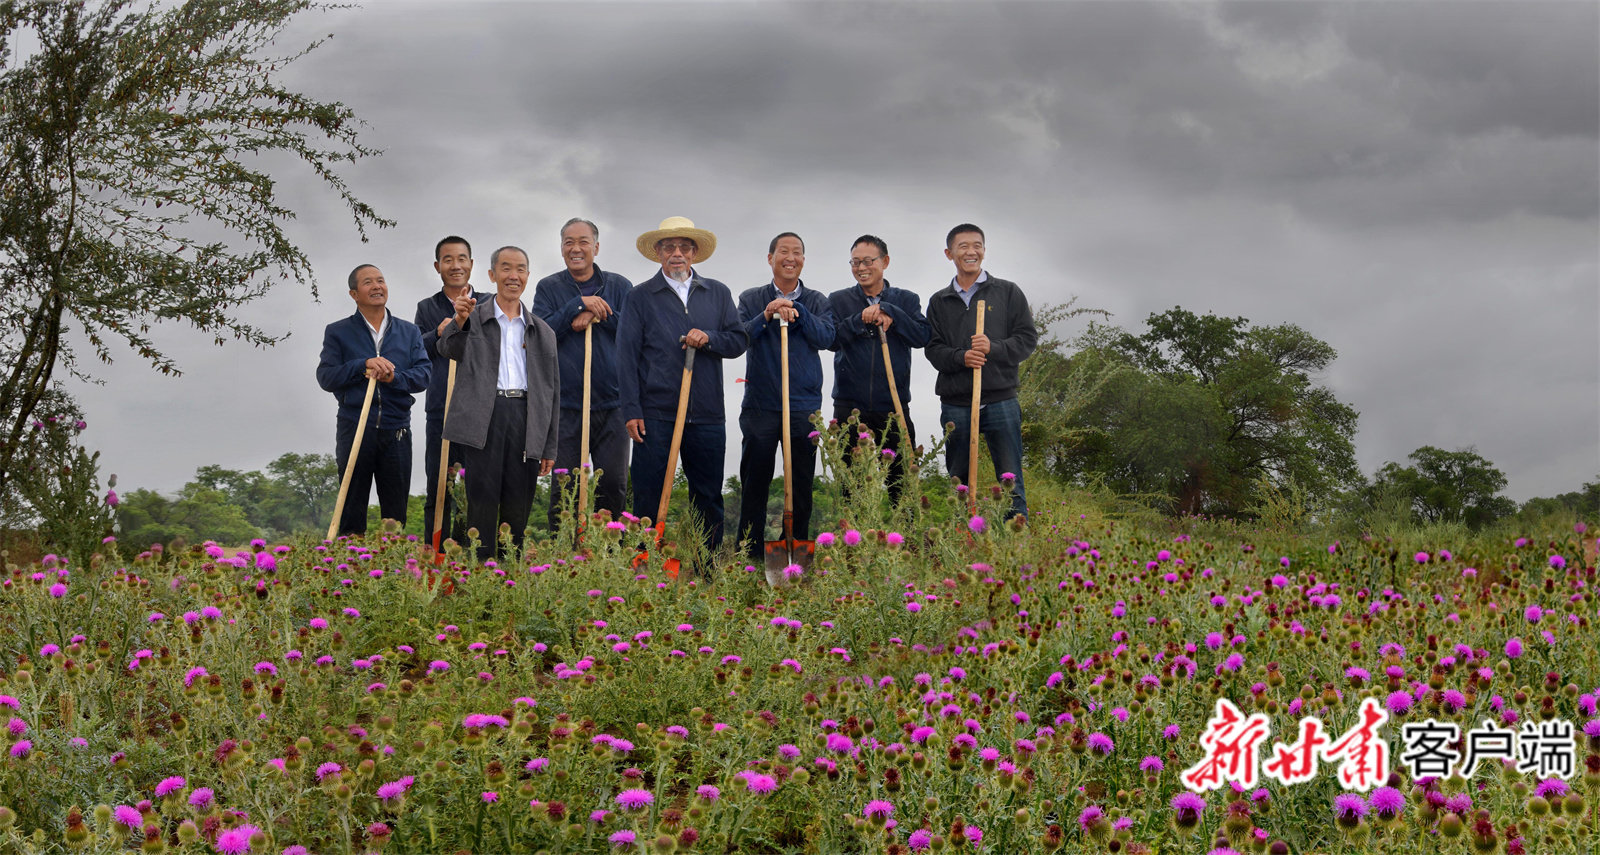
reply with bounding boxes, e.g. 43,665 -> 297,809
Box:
735,232 -> 835,564
414,235 -> 488,547
317,264 -> 431,536
533,217 -> 633,529
619,217 -> 748,564
924,223 -> 1038,521
828,234 -> 931,505
438,246 -> 560,562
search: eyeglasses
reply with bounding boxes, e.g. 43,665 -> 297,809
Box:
848,256 -> 882,269
657,241 -> 696,255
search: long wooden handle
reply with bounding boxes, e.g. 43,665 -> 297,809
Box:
329,374 -> 379,540
880,329 -> 915,468
656,337 -> 693,529
431,361 -> 458,550
779,318 -> 794,540
578,324 -> 592,519
968,300 -> 986,515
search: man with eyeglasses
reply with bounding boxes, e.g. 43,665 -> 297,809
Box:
925,223 -> 1037,521
533,218 -> 634,530
438,246 -> 560,561
618,217 -> 748,568
734,232 -> 835,564
827,235 -> 931,504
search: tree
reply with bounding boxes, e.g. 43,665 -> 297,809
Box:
1056,308 -> 1360,516
1372,445 -> 1519,530
1518,479 -> 1600,521
0,0 -> 390,512
1015,300 -> 1122,482
117,484 -> 258,548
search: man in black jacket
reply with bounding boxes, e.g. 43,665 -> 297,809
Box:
414,236 -> 487,547
924,224 -> 1037,520
827,234 -> 931,505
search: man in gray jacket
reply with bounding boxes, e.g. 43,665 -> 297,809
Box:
438,246 -> 560,561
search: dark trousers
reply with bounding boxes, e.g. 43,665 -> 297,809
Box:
631,419 -> 726,557
547,406 -> 629,530
461,396 -> 537,561
941,396 -> 1028,520
736,409 -> 818,561
834,405 -> 916,506
334,415 -> 411,537
422,416 -> 468,546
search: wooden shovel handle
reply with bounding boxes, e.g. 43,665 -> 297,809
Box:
656,337 -> 693,529
431,361 -> 458,552
968,300 -> 985,515
880,329 -> 915,468
328,373 -> 379,540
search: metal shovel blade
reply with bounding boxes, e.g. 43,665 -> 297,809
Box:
763,538 -> 815,587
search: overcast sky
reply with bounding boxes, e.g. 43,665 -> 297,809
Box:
64,0 -> 1599,505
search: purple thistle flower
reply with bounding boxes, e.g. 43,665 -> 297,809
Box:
214,824 -> 260,854
608,829 -> 636,848
908,829 -> 933,851
863,799 -> 895,820
615,788 -> 653,811
113,805 -> 144,830
188,787 -> 215,809
1334,793 -> 1368,819
315,761 -> 342,781
154,776 -> 186,798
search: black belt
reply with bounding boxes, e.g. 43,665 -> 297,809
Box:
497,389 -> 526,398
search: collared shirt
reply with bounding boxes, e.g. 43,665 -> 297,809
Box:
770,281 -> 804,316
951,270 -> 990,307
493,299 -> 527,391
665,269 -> 694,307
363,309 -> 390,353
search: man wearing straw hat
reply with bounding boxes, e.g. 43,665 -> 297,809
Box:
438,246 -> 560,561
618,217 -> 748,564
316,264 -> 431,536
734,232 -> 834,564
414,236 -> 487,547
924,224 -> 1037,521
533,218 -> 633,530
828,234 -> 931,505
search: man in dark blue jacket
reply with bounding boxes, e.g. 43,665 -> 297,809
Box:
533,218 -> 633,529
619,217 -> 748,562
735,232 -> 835,563
413,236 -> 488,546
828,235 -> 931,504
317,264 -> 431,536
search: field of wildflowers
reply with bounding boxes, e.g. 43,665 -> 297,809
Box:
0,469 -> 1595,854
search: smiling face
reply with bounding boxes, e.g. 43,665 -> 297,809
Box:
768,235 -> 805,290
560,221 -> 598,280
656,238 -> 697,280
349,265 -> 387,310
850,242 -> 889,294
433,242 -> 472,290
945,230 -> 985,279
488,248 -> 530,303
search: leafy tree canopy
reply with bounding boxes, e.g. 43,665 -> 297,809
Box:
1372,445 -> 1520,531
0,0 -> 390,513
1049,307 -> 1360,516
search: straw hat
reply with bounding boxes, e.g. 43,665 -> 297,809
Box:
636,216 -> 718,263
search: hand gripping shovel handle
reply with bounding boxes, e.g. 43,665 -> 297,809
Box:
968,300 -> 986,516
328,373 -> 379,541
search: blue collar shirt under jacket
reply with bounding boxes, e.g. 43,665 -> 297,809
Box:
826,281 -> 932,414
531,266 -> 634,412
414,287 -> 491,418
736,280 -> 835,413
316,310 -> 431,430
617,270 -> 749,425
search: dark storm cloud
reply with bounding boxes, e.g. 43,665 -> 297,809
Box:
65,1 -> 1598,507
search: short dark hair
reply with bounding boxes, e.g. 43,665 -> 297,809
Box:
490,245 -> 529,268
945,223 -> 985,248
435,235 -> 472,260
852,234 -> 888,257
561,218 -> 599,240
768,231 -> 805,254
347,264 -> 379,290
